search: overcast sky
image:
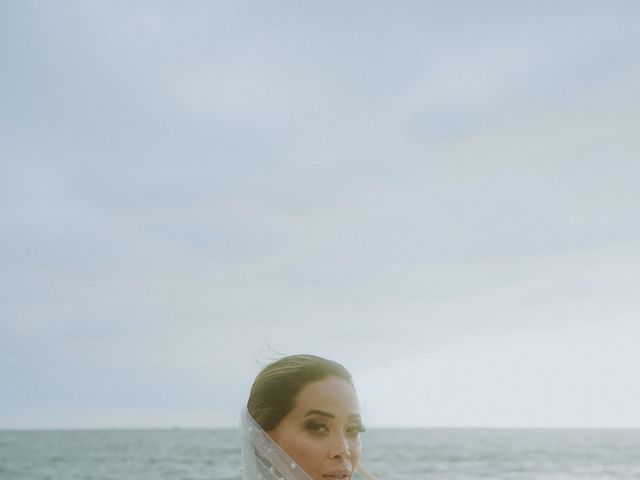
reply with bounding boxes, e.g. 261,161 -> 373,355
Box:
2,1 -> 639,430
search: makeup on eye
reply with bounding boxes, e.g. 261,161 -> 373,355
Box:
303,417 -> 366,437
346,422 -> 366,436
304,418 -> 330,434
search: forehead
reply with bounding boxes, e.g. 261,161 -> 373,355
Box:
292,376 -> 360,414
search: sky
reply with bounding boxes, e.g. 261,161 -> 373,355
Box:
2,1 -> 639,430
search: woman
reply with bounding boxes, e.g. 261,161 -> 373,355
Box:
240,354 -> 377,480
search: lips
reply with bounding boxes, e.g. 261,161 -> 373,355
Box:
322,469 -> 352,479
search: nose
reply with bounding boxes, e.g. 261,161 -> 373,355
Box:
329,433 -> 351,459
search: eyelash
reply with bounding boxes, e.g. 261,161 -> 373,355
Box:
304,420 -> 366,436
347,424 -> 366,435
305,419 -> 330,434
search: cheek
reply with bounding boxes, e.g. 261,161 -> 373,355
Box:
349,438 -> 362,464
282,435 -> 327,473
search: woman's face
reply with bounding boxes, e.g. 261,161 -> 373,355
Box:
269,376 -> 363,480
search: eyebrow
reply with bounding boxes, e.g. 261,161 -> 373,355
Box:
303,410 -> 361,421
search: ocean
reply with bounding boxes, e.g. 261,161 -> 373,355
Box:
1,428 -> 639,479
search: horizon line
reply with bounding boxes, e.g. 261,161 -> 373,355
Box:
2,425 -> 640,432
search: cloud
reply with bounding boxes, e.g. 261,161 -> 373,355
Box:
1,1 -> 639,428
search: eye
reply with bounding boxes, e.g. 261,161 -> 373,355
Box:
346,423 -> 366,437
305,419 -> 330,435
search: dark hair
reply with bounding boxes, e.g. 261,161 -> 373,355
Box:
247,354 -> 354,432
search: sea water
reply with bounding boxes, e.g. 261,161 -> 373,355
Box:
1,428 -> 639,479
